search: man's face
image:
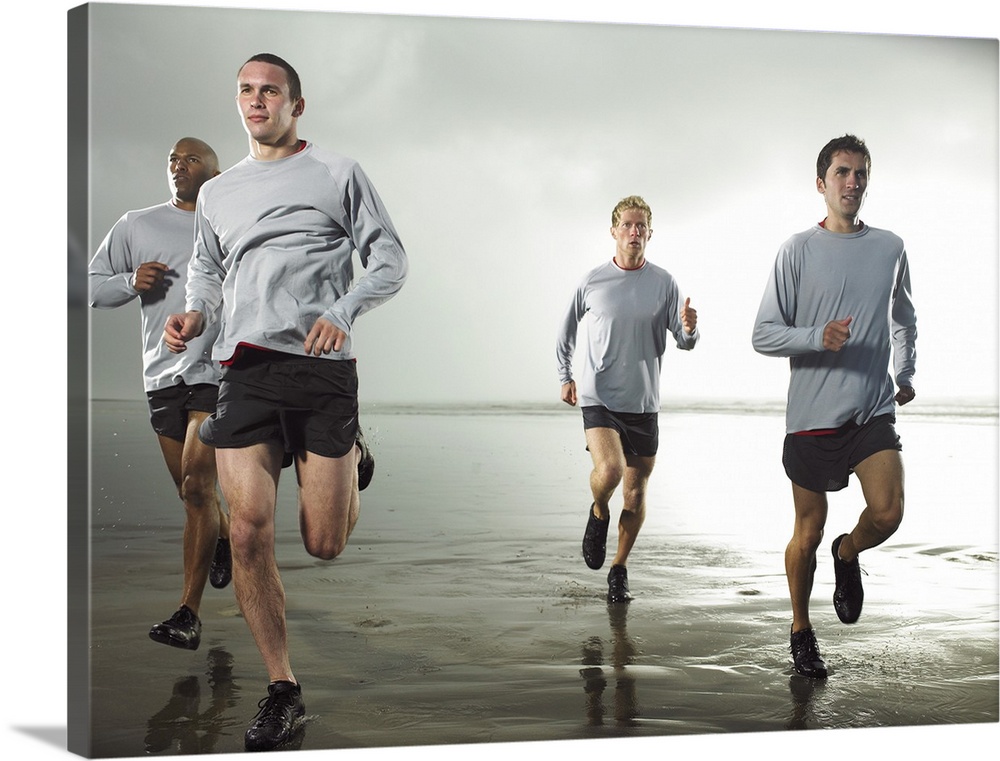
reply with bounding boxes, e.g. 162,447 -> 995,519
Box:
168,139 -> 217,206
236,61 -> 303,145
611,208 -> 652,262
818,150 -> 869,223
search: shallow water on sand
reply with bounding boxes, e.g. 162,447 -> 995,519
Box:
83,401 -> 998,756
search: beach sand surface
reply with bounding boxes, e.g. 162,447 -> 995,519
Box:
81,401 -> 998,757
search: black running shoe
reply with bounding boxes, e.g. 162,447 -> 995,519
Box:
582,505 -> 610,570
149,605 -> 202,650
790,627 -> 828,679
244,680 -> 305,752
607,564 -> 633,604
356,426 -> 375,492
832,534 -> 864,624
210,537 -> 232,589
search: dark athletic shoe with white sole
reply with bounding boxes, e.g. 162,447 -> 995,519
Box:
582,505 -> 610,570
149,605 -> 202,651
832,533 -> 864,624
790,627 -> 827,679
244,680 -> 305,752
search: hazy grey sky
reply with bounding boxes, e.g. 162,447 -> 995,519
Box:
79,1 -> 998,406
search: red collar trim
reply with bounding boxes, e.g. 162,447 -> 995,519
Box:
612,258 -> 646,272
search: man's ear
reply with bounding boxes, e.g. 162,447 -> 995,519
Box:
292,97 -> 306,117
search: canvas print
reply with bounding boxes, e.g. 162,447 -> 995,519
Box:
67,2 -> 998,757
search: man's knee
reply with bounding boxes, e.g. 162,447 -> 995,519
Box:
303,534 -> 347,561
870,493 -> 904,537
299,496 -> 354,560
180,474 -> 217,511
229,515 -> 271,564
620,483 -> 648,515
593,459 -> 625,489
793,524 -> 825,553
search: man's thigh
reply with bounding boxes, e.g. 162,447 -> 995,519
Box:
790,482 -> 829,541
853,448 -> 904,512
294,448 -> 357,535
623,452 -> 656,488
585,426 -> 627,471
182,410 -> 218,482
215,442 -> 284,522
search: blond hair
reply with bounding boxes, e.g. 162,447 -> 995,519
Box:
611,195 -> 652,228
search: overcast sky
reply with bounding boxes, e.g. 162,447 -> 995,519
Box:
76,1 -> 999,406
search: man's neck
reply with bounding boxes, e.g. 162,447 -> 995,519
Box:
250,136 -> 303,162
823,214 -> 863,234
614,253 -> 645,270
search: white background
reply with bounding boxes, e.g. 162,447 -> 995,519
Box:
7,1 -> 998,760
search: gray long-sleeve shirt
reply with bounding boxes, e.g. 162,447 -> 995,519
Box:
556,259 -> 698,413
185,142 -> 408,362
88,201 -> 221,392
752,223 -> 917,433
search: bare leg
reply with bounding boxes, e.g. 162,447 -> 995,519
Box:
787,483 -> 828,633
610,453 -> 655,567
295,445 -> 361,560
216,442 -> 294,683
156,410 -> 223,615
585,427 -> 626,522
583,428 -> 655,568
836,449 -> 905,562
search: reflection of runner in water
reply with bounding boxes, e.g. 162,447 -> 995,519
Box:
144,648 -> 249,754
557,195 -> 699,603
579,606 -> 640,726
88,137 -> 231,652
752,134 -> 917,679
164,53 -> 408,752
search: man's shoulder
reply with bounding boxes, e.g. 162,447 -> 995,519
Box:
117,201 -> 185,231
577,259 -> 615,284
782,224 -> 824,248
642,259 -> 675,280
199,158 -> 250,195
121,200 -> 173,220
861,224 -> 904,247
298,142 -> 362,177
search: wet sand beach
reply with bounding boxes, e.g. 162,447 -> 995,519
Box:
81,400 -> 997,757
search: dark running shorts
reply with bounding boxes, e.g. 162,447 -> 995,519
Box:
782,413 -> 902,492
582,406 -> 659,458
146,382 -> 219,441
198,347 -> 359,465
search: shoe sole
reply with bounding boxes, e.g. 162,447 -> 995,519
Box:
245,714 -> 305,752
792,664 -> 828,679
149,630 -> 200,650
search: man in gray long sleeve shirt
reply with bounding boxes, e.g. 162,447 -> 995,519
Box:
164,54 -> 408,752
89,137 -> 232,652
752,135 -> 917,679
557,195 -> 699,605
